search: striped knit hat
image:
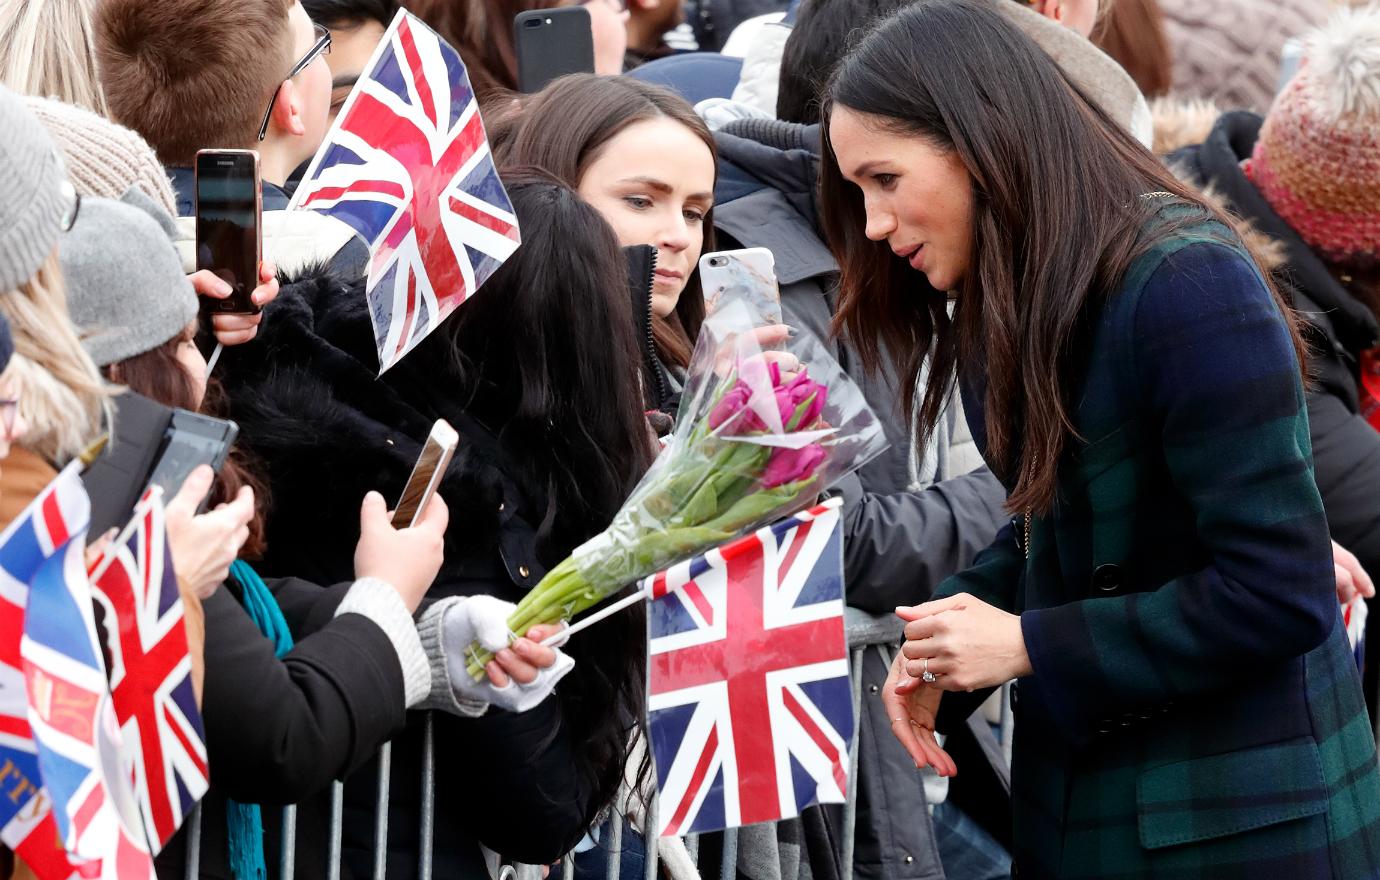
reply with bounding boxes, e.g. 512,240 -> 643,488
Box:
1244,4 -> 1380,269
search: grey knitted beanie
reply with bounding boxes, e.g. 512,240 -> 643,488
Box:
60,189 -> 200,368
26,96 -> 178,217
0,84 -> 67,293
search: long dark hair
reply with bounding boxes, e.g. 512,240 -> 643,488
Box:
820,0 -> 1303,515
488,74 -> 715,369
106,327 -> 271,557
412,170 -> 653,814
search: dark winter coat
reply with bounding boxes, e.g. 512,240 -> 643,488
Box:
215,269 -> 601,878
713,116 -> 1012,880
155,574 -> 409,879
1168,111 -> 1380,578
938,207 -> 1380,878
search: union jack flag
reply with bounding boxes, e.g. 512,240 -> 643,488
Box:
19,466 -> 153,874
645,498 -> 852,837
89,488 -> 207,852
290,9 -> 521,372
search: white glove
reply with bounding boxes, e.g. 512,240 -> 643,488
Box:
441,595 -> 574,713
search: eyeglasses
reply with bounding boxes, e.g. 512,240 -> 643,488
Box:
58,178 -> 81,232
258,23 -> 333,141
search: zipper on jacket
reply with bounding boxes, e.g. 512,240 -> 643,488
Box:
642,249 -> 670,407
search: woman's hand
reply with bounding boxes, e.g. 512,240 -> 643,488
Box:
442,595 -> 575,712
190,260 -> 280,347
883,649 -> 956,776
897,593 -> 1033,692
1333,540 -> 1375,606
486,622 -> 566,688
354,491 -> 449,613
165,465 -> 255,599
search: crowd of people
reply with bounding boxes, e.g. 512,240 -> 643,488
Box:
0,0 -> 1378,877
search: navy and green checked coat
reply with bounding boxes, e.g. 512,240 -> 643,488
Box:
936,211 -> 1380,879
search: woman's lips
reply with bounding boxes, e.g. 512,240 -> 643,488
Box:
894,243 -> 925,271
654,269 -> 683,284
908,245 -> 926,271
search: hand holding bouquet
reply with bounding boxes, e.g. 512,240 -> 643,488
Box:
465,301 -> 886,679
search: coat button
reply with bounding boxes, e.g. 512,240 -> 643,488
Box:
869,685 -> 880,695
519,565 -> 530,578
903,855 -> 914,865
1092,563 -> 1122,593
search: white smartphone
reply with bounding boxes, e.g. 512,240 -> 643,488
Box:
698,247 -> 782,325
392,419 -> 459,528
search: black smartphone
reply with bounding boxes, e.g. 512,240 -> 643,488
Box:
514,7 -> 595,93
393,420 -> 459,528
195,149 -> 262,315
146,410 -> 240,504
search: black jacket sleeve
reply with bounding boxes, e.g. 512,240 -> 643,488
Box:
1307,390 -> 1380,577
267,576 -> 355,635
200,587 -> 409,805
839,466 -> 1010,613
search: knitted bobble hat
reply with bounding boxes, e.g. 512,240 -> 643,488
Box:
25,97 -> 178,217
0,84 -> 66,293
1245,5 -> 1380,269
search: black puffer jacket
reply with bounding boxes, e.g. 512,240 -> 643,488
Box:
216,268 -> 604,878
1170,112 -> 1380,577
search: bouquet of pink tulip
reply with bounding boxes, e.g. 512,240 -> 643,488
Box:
464,300 -> 886,679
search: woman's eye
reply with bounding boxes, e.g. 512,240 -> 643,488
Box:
874,173 -> 898,189
624,196 -> 653,210
684,209 -> 705,224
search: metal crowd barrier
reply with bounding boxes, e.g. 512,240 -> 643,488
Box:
179,609 -> 1012,880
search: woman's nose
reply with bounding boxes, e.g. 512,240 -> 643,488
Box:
864,205 -> 897,242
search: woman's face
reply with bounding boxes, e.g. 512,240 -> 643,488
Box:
577,117 -> 716,318
175,324 -> 209,410
829,105 -> 975,294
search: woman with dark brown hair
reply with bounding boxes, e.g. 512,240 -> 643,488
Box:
490,74 -> 720,409
820,1 -> 1380,877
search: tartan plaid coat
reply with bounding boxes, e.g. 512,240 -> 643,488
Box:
936,211 -> 1380,879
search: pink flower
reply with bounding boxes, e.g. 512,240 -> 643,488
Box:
761,444 -> 827,489
708,382 -> 765,434
779,371 -> 827,431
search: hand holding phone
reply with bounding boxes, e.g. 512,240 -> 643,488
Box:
164,466 -> 255,599
356,491 -> 449,612
195,149 -> 263,315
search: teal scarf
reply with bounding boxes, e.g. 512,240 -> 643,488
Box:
227,560 -> 294,880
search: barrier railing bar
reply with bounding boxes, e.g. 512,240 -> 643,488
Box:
605,805 -> 623,880
841,645 -> 867,880
644,792 -> 659,880
373,742 -> 392,879
718,828 -> 737,880
182,803 -> 202,880
327,780 -> 344,880
280,805 -> 298,880
419,715 -> 436,880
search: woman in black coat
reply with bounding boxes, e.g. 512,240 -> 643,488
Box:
218,173 -> 656,878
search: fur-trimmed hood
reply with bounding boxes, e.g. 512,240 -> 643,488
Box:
216,266 -> 550,598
